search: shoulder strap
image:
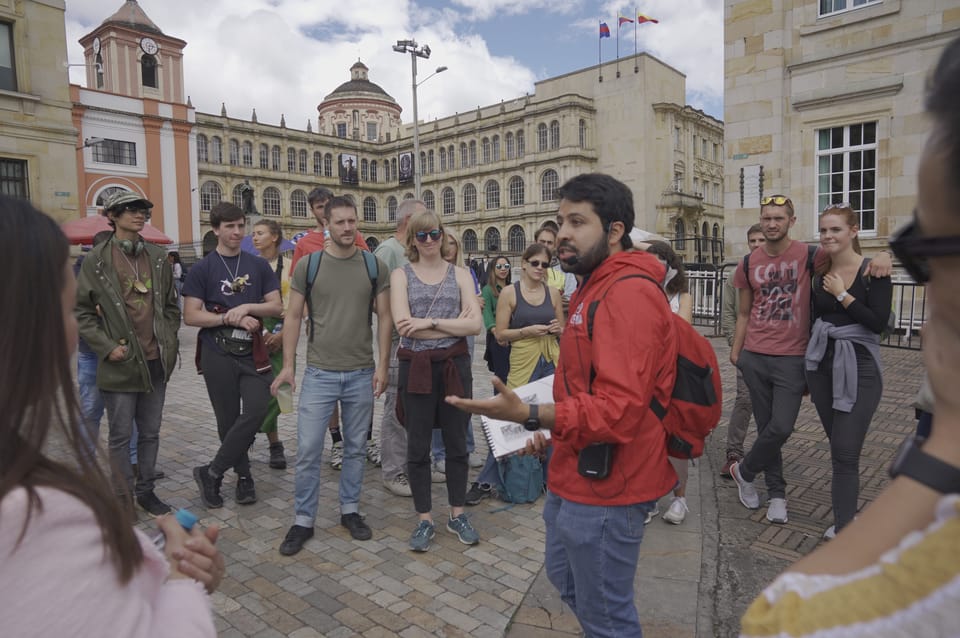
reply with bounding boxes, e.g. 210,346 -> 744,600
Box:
742,253 -> 751,291
806,243 -> 817,275
360,249 -> 379,326
304,251 -> 323,342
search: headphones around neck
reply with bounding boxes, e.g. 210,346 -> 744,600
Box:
116,237 -> 145,257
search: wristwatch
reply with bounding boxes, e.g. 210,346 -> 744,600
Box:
524,404 -> 541,432
430,318 -> 438,329
836,292 -> 849,303
889,435 -> 960,493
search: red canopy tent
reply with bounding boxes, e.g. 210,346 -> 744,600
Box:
61,214 -> 174,245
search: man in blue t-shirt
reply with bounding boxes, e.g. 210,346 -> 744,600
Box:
183,202 -> 282,508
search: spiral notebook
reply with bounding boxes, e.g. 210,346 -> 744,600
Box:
480,374 -> 554,459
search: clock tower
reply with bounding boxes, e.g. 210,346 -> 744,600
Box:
78,0 -> 187,104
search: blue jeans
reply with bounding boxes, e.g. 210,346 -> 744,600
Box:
77,349 -> 104,453
294,366 -> 374,527
543,492 -> 656,638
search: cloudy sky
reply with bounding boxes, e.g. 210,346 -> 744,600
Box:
64,0 -> 723,131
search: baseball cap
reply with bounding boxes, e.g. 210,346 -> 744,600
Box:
102,190 -> 154,214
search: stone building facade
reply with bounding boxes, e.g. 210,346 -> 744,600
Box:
724,0 -> 960,257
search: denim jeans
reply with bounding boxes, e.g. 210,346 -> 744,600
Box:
294,366 -> 374,527
77,349 -> 104,453
543,492 -> 656,638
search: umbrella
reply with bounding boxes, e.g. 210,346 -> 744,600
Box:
240,235 -> 296,255
630,228 -> 669,244
61,214 -> 174,245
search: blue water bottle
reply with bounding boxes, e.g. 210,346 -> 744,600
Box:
152,508 -> 199,550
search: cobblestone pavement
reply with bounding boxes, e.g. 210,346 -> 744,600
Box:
131,325 -> 924,637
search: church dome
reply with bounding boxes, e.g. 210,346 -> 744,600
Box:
323,61 -> 397,105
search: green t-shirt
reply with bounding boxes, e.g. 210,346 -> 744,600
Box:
290,249 -> 389,370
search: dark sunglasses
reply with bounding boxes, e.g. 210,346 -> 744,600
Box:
415,229 -> 443,243
494,263 -> 511,270
760,195 -> 791,207
889,210 -> 960,283
526,259 -> 548,269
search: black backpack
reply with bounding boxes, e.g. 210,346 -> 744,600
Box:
303,250 -> 379,342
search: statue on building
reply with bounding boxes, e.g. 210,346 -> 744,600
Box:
239,180 -> 258,216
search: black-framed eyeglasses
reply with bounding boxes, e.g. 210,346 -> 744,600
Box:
415,229 -> 442,243
124,206 -> 152,220
760,195 -> 792,207
889,210 -> 960,283
526,259 -> 548,269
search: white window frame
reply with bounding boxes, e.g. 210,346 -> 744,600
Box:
815,121 -> 878,235
818,0 -> 881,18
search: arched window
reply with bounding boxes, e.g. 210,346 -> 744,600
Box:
482,137 -> 491,164
508,176 -> 524,206
387,196 -> 398,222
199,181 -> 222,212
299,150 -> 307,174
549,120 -> 560,149
228,139 -> 239,166
366,237 -> 379,251
271,145 -> 280,171
262,187 -> 281,216
469,140 -> 477,166
141,54 -> 157,88
439,147 -> 447,172
541,169 -> 559,201
508,225 -> 526,253
390,158 -> 397,181
579,119 -> 587,148
324,153 -> 333,177
460,143 -> 468,167
287,148 -> 296,172
674,218 -> 686,250
197,134 -> 208,163
291,190 -> 308,218
463,229 -> 478,253
442,187 -> 455,216
210,137 -> 222,164
485,180 -> 500,210
463,184 -> 477,212
243,142 -> 253,167
505,132 -> 514,160
232,183 -> 245,208
712,223 -> 721,263
423,190 -> 435,211
428,149 -> 434,174
484,227 -> 501,252
313,151 -> 322,175
363,197 -> 377,222
448,145 -> 455,169
516,129 -> 525,156
537,123 -> 548,152
403,192 -> 415,200
492,135 -> 500,162
260,144 -> 269,169
370,160 -> 378,183
361,159 -> 369,182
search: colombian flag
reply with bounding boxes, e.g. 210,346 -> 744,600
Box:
637,14 -> 659,24
599,22 -> 611,38
618,14 -> 634,26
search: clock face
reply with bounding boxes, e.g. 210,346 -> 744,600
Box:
140,37 -> 159,55
92,37 -> 101,55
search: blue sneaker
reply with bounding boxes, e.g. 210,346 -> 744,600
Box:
446,513 -> 480,545
409,520 -> 435,552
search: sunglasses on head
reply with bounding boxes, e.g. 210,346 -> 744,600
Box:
494,263 -> 511,270
760,195 -> 792,207
889,210 -> 960,283
415,229 -> 443,243
823,202 -> 854,212
527,259 -> 548,269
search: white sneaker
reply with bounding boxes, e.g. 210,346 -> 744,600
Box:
644,503 -> 660,525
662,496 -> 688,525
431,460 -> 445,483
730,461 -> 760,509
330,441 -> 343,470
468,452 -> 483,468
383,474 -> 413,497
766,497 -> 788,524
822,525 -> 836,540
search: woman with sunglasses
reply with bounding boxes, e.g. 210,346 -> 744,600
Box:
481,255 -> 513,383
741,36 -> 960,637
0,196 -> 223,636
804,205 -> 891,540
391,212 -> 483,552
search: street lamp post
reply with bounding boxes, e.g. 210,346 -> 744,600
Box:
393,39 -> 446,199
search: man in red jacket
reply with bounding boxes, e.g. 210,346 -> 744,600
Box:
448,173 -> 677,637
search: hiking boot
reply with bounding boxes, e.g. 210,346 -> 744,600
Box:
447,513 -> 480,545
193,465 -> 223,509
341,512 -> 372,540
330,441 -> 343,470
730,461 -> 760,509
409,520 -> 435,552
136,491 -> 171,516
269,442 -> 287,470
766,497 -> 788,524
279,525 -> 314,556
468,452 -> 483,468
236,475 -> 257,505
644,502 -> 660,525
366,440 -> 382,467
465,482 -> 492,506
720,453 -> 741,479
662,496 -> 688,525
384,474 -> 413,497
431,460 -> 446,483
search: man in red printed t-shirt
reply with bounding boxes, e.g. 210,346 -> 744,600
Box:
728,195 -> 890,526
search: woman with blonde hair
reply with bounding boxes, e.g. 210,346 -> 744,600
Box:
391,210 -> 483,552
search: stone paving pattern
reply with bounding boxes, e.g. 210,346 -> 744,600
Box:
130,325 -> 923,637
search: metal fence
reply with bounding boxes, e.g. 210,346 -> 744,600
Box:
687,265 -> 925,350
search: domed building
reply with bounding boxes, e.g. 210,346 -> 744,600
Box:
317,61 -> 401,142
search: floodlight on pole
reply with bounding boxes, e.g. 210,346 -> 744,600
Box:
393,40 -> 445,199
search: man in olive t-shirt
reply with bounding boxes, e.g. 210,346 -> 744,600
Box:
272,197 -> 392,555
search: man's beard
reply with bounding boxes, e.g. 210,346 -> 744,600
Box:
559,237 -> 609,276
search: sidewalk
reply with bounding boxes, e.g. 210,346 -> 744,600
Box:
139,326 -> 923,636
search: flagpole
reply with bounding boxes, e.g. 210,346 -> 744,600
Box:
616,17 -> 620,78
598,20 -> 603,83
634,7 -> 639,72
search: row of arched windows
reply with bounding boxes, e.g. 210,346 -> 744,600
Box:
459,226 -> 527,254
198,182 -> 311,218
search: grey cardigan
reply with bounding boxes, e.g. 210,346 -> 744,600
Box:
805,319 -> 881,413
